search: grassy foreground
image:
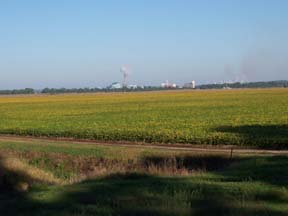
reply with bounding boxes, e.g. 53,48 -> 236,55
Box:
0,88 -> 287,148
0,139 -> 288,216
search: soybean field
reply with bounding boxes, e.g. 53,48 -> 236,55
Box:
0,88 -> 287,148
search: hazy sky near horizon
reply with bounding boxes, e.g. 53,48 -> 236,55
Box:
0,0 -> 288,89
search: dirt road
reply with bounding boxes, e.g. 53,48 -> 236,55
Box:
0,135 -> 287,155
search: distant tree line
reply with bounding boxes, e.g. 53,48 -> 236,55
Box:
41,86 -> 177,94
41,88 -> 103,94
0,88 -> 35,95
0,80 -> 287,95
197,80 -> 288,89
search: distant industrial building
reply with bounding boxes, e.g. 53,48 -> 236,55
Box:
128,84 -> 138,89
107,82 -> 122,89
161,80 -> 177,88
107,82 -> 141,90
183,80 -> 196,89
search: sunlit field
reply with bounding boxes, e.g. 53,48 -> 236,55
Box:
0,89 -> 287,215
0,88 -> 287,148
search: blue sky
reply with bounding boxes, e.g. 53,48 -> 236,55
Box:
0,0 -> 288,89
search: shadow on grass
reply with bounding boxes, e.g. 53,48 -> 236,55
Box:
220,155 -> 288,187
140,154 -> 238,172
1,155 -> 288,216
0,155 -> 32,192
215,124 -> 288,148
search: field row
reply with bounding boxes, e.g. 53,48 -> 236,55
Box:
0,89 -> 287,148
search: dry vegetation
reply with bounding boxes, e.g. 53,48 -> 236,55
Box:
0,138 -> 287,216
0,147 -> 235,187
0,152 -> 61,192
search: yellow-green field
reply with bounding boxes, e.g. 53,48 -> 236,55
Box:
0,88 -> 287,148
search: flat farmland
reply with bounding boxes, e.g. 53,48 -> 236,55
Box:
0,88 -> 287,148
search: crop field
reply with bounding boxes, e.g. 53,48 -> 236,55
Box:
0,88 -> 287,148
